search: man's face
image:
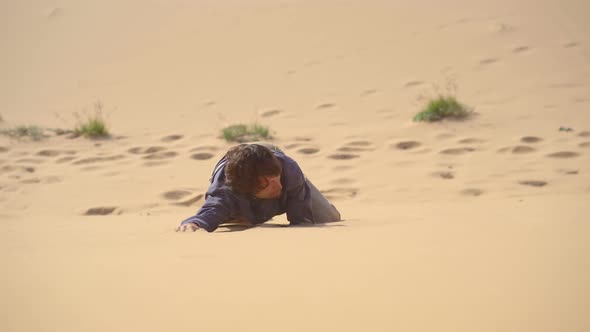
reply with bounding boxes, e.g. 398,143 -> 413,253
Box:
254,174 -> 282,199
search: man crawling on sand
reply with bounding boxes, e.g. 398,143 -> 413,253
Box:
176,143 -> 342,232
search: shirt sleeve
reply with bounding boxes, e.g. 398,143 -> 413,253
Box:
180,191 -> 235,232
282,157 -> 313,225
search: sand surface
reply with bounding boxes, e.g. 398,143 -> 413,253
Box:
1,1 -> 589,331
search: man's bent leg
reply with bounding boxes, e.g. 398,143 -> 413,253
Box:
306,179 -> 342,223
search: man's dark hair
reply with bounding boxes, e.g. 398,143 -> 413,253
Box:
224,144 -> 282,195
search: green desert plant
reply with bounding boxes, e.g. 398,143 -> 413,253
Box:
74,102 -> 110,138
222,123 -> 270,142
413,77 -> 472,122
75,115 -> 109,137
413,95 -> 470,122
0,125 -> 46,141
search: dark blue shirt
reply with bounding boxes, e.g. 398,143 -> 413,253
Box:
180,149 -> 312,232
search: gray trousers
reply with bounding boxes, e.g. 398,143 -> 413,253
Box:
306,178 -> 342,223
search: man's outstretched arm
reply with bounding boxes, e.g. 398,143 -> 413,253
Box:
176,222 -> 201,232
176,193 -> 234,232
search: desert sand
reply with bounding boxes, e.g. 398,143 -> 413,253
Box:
1,0 -> 589,331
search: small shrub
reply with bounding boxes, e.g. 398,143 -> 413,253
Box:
413,95 -> 470,122
0,125 -> 46,141
222,123 -> 270,142
74,102 -> 110,138
75,116 -> 109,137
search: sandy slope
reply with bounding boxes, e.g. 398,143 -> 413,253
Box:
1,1 -> 589,331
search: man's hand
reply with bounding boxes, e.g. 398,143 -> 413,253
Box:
175,222 -> 201,232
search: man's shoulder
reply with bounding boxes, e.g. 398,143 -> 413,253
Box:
275,151 -> 305,189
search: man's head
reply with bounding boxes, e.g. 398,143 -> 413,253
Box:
224,144 -> 283,199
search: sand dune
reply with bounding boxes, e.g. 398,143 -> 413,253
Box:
1,0 -> 589,331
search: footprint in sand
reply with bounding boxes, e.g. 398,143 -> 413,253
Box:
360,89 -> 377,97
190,152 -> 215,160
128,146 -> 167,155
331,178 -> 355,185
80,166 -> 104,172
404,80 -> 424,88
315,103 -> 336,110
489,22 -> 513,34
45,7 -> 62,19
0,184 -> 15,192
161,189 -> 204,206
56,156 -> 76,164
511,146 -> 536,154
21,177 -> 61,184
16,158 -> 44,164
0,147 -> 9,153
579,142 -> 590,148
36,150 -> 62,157
161,135 -> 184,143
0,165 -> 35,174
461,188 -> 484,196
73,155 -> 126,165
297,147 -> 320,155
143,151 -> 177,160
479,58 -> 500,65
286,141 -> 319,155
520,136 -> 543,143
344,141 -> 373,148
320,187 -> 358,200
457,138 -> 485,144
190,146 -> 219,152
512,46 -> 530,54
519,180 -> 547,187
332,165 -> 354,171
260,109 -> 282,118
84,207 -> 118,216
392,141 -> 421,150
432,171 -> 455,179
162,190 -> 193,200
546,151 -> 579,159
578,131 -> 590,138
440,147 -> 476,155
338,141 -> 374,153
42,176 -> 63,184
557,169 -> 579,175
20,178 -> 41,184
329,141 -> 374,159
563,42 -> 579,48
142,161 -> 169,167
328,153 -> 359,160
497,146 -> 536,154
284,143 -> 303,150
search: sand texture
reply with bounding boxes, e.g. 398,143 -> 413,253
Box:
1,1 -> 589,331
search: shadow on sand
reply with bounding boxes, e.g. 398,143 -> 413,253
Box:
217,220 -> 346,233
